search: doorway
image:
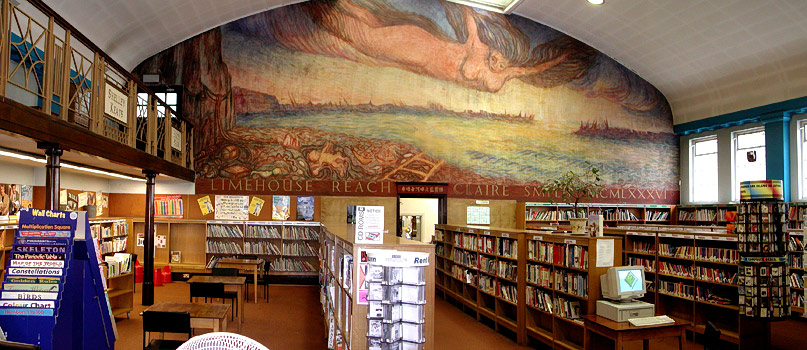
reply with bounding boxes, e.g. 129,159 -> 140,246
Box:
396,182 -> 447,243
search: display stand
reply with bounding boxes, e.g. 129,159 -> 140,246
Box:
0,209 -> 116,350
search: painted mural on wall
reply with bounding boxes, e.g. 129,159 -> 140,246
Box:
135,0 -> 679,203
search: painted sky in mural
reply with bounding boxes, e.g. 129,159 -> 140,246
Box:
156,0 -> 678,193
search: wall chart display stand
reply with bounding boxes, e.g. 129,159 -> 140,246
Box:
0,209 -> 116,350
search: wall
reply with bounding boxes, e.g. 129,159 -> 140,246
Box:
135,0 -> 679,205
108,179 -> 195,195
320,196 -> 397,239
447,198 -> 518,229
0,160 -> 36,185
399,198 -> 439,243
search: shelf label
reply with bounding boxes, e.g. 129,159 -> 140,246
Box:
533,235 -> 543,241
501,233 -> 510,238
483,231 -> 490,235
564,239 -> 577,245
467,229 -> 474,234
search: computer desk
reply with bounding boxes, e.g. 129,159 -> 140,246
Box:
581,314 -> 688,350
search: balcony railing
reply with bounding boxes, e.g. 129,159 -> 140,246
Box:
0,0 -> 194,171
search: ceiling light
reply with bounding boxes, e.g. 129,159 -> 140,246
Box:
0,148 -> 146,182
445,0 -> 525,14
587,0 -> 604,4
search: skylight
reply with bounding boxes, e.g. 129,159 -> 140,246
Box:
444,0 -> 524,14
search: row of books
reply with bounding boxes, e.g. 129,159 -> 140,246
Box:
658,261 -> 692,278
480,237 -> 494,254
554,296 -> 582,320
100,237 -> 127,254
790,254 -> 803,269
341,254 -> 353,295
527,241 -> 589,269
554,271 -> 588,298
104,253 -> 133,278
435,245 -> 444,258
631,241 -> 655,254
790,273 -> 805,288
678,209 -> 717,221
452,249 -> 476,269
789,236 -> 804,251
791,290 -> 804,308
452,265 -> 477,285
282,242 -> 318,257
457,234 -> 476,250
434,230 -> 444,242
497,260 -> 517,281
659,280 -> 694,299
244,241 -> 281,255
526,286 -> 553,313
590,208 -> 639,221
267,257 -> 316,271
207,224 -> 244,238
526,209 -> 586,221
283,226 -> 320,240
694,266 -> 736,284
787,206 -> 807,220
695,247 -> 738,264
646,210 -> 670,221
246,225 -> 281,238
627,257 -> 654,272
497,238 -> 518,259
526,263 -> 552,287
695,287 -> 733,305
496,281 -> 517,303
479,275 -> 495,295
658,243 -> 693,259
479,255 -> 496,276
206,240 -> 244,254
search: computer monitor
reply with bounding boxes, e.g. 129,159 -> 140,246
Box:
600,266 -> 646,302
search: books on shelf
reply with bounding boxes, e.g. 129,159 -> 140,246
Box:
206,240 -> 244,254
478,255 -> 496,275
497,237 -> 517,259
553,270 -> 588,298
627,257 -> 654,272
526,263 -> 552,287
658,261 -> 693,278
695,247 -> 738,264
496,260 -> 517,281
282,241 -> 318,257
246,225 -> 281,238
553,296 -> 581,319
563,244 -> 588,269
207,224 -> 244,238
658,280 -> 694,299
479,274 -> 495,295
283,226 -> 320,240
268,257 -> 316,272
646,210 -> 669,221
631,241 -> 655,254
104,253 -> 133,278
452,265 -> 477,284
479,236 -> 494,254
658,243 -> 693,259
496,280 -> 517,303
244,241 -> 281,255
526,286 -> 553,313
100,237 -> 127,254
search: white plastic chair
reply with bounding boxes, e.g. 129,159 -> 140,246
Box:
177,332 -> 269,350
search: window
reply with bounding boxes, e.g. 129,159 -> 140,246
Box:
733,128 -> 766,201
800,120 -> 807,199
690,136 -> 718,202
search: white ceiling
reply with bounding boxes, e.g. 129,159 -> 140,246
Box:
42,0 -> 807,124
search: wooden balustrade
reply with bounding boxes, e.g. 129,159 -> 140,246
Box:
0,0 -> 194,171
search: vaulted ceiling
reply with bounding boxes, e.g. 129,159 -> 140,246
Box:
43,0 -> 807,124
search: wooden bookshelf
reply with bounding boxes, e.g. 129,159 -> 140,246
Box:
674,204 -> 737,229
788,230 -> 804,313
435,224 -> 622,348
522,202 -> 672,230
604,227 -> 773,346
89,218 -> 134,320
320,224 -> 435,350
0,222 -> 17,281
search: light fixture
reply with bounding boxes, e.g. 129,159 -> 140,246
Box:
0,148 -> 146,182
587,0 -> 604,4
445,0 -> 525,14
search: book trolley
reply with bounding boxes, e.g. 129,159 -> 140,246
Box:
0,209 -> 116,350
434,224 -> 622,348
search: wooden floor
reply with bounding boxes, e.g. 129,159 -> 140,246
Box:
117,281 -> 807,349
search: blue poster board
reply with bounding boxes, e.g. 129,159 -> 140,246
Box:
0,209 -> 116,350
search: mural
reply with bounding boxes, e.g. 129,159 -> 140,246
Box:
135,0 -> 679,202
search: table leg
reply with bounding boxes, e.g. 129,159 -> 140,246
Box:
213,318 -> 220,332
237,283 -> 244,330
253,268 -> 258,303
679,328 -> 685,350
615,333 -> 621,350
642,339 -> 649,350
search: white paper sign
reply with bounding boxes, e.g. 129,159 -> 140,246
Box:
595,239 -> 614,267
214,195 -> 249,220
171,127 -> 182,151
355,206 -> 384,244
104,82 -> 128,124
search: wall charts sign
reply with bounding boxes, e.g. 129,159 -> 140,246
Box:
214,195 -> 249,220
354,206 -> 384,244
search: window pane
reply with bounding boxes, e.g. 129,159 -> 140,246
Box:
166,93 -> 177,106
155,93 -> 166,102
692,152 -> 718,202
735,146 -> 766,187
694,139 -> 717,156
737,131 -> 765,149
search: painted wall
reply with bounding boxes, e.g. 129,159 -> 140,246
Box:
135,0 -> 678,204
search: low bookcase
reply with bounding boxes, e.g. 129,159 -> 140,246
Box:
435,224 -> 622,349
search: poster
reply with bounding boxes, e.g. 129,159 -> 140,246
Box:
357,248 -> 369,304
59,189 -> 67,205
272,195 -> 290,220
249,197 -> 265,216
0,183 -> 22,217
354,206 -> 384,244
136,233 -> 144,247
155,195 -> 184,218
466,206 -> 490,225
214,195 -> 249,220
297,196 -> 315,221
94,192 -> 103,216
155,235 -> 166,249
197,196 -> 214,216
101,193 -> 109,208
66,192 -> 78,211
20,185 -> 32,210
77,192 -> 88,208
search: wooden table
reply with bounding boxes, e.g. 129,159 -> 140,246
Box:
582,315 -> 688,350
144,302 -> 230,332
187,275 -> 246,330
215,258 -> 262,303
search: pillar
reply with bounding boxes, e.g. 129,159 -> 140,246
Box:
37,142 -> 62,210
762,114 -> 791,201
142,170 -> 157,305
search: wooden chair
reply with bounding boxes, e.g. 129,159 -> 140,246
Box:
212,267 -> 240,316
142,310 -> 191,350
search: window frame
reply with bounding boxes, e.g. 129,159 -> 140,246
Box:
731,127 -> 766,201
689,135 -> 719,203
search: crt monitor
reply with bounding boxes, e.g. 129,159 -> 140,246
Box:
600,266 -> 645,302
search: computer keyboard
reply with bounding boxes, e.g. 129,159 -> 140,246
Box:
628,315 -> 675,327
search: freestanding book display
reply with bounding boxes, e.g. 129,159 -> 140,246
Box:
0,209 -> 116,350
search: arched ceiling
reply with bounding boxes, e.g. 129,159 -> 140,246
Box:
42,0 -> 807,124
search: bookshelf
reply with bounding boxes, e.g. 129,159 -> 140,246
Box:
787,230 -> 804,314
522,203 -> 672,230
675,204 -> 737,229
435,224 -> 622,349
320,224 -> 435,350
0,222 -> 16,281
786,202 -> 807,229
604,227 -> 772,346
89,218 -> 134,319
205,221 -> 321,275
